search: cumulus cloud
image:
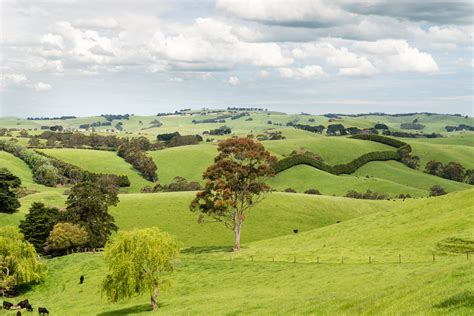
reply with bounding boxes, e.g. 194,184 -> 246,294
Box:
256,70 -> 270,78
1,73 -> 52,92
278,65 -> 325,79
226,76 -> 241,85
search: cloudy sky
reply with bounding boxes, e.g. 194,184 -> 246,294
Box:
1,0 -> 473,117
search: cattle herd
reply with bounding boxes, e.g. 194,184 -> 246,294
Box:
2,299 -> 49,315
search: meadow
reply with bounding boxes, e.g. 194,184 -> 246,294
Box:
0,111 -> 473,315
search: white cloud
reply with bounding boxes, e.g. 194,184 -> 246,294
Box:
278,65 -> 325,79
257,70 -> 270,78
72,18 -> 120,30
33,82 -> 52,91
226,76 -> 240,85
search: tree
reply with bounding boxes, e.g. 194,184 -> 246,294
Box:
465,169 -> 474,185
442,162 -> 465,182
190,137 -> 276,251
45,223 -> 89,255
0,168 -> 21,213
425,160 -> 443,176
0,227 -> 46,295
102,228 -> 179,311
19,202 -> 59,252
28,137 -> 41,147
429,185 -> 447,197
63,181 -> 119,248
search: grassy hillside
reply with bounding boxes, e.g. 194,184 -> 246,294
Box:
38,148 -> 153,192
354,161 -> 472,193
268,165 -> 428,196
262,136 -> 392,163
407,141 -> 474,169
110,192 -> 395,248
215,189 -> 474,262
6,253 -> 471,315
147,144 -> 216,184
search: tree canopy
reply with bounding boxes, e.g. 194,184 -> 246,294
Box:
63,181 -> 119,248
45,223 -> 89,255
0,168 -> 21,213
19,202 -> 59,252
0,226 -> 46,295
190,137 -> 276,251
102,228 -> 179,311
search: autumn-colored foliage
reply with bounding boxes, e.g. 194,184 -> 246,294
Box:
190,137 -> 276,251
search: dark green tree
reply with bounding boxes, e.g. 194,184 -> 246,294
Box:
442,162 -> 465,182
19,202 -> 59,252
0,168 -> 21,213
63,181 -> 119,248
425,160 -> 443,176
429,185 -> 447,197
465,169 -> 474,185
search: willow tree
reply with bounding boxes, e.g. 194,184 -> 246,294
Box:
190,137 -> 276,251
0,227 -> 46,295
102,228 -> 179,311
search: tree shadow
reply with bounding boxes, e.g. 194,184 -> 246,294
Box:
97,303 -> 156,315
181,246 -> 232,254
433,291 -> 474,309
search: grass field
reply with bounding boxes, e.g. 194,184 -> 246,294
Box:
38,148 -> 153,192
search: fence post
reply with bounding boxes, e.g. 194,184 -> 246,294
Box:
399,254 -> 401,263
369,256 -> 371,264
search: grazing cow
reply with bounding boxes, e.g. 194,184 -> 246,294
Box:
16,311 -> 22,316
336,221 -> 341,223
25,303 -> 33,312
3,301 -> 14,310
38,307 -> 50,315
293,229 -> 298,234
80,275 -> 84,284
16,299 -> 29,309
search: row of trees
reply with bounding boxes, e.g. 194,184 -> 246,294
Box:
425,161 -> 473,184
117,139 -> 158,182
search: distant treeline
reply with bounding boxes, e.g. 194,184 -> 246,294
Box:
323,112 -> 467,118
100,114 -> 130,121
227,107 -> 266,111
382,131 -> 443,138
445,124 -> 474,132
79,121 -> 112,129
27,116 -> 77,120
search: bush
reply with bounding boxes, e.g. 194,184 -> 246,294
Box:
429,185 -> 447,197
142,177 -> 201,193
304,189 -> 321,195
345,190 -> 387,200
45,223 -> 89,255
284,188 -> 296,193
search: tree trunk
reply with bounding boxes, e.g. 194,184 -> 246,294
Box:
151,283 -> 159,311
233,222 -> 241,252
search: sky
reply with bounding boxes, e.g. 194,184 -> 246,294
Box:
0,0 -> 473,117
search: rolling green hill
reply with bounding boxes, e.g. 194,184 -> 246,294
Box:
38,148 -> 153,192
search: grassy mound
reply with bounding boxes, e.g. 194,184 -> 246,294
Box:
38,148 -> 153,192
215,189 -> 474,262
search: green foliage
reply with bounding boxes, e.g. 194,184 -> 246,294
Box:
0,140 -> 59,186
0,226 -> 46,294
191,137 -> 277,251
142,176 -> 201,193
19,202 -> 59,252
304,188 -> 321,195
430,185 -> 447,197
102,228 -> 179,309
345,189 -> 388,200
0,168 -> 21,213
63,181 -> 119,248
45,222 -> 89,254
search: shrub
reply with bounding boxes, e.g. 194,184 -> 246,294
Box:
284,188 -> 296,193
429,185 -> 447,197
304,189 -> 321,195
45,223 -> 89,255
142,177 -> 201,193
345,190 -> 387,200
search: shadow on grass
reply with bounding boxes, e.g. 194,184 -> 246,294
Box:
181,246 -> 232,254
433,291 -> 474,309
97,303 -> 155,315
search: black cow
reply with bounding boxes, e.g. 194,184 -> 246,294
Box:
16,299 -> 29,309
336,221 -> 341,223
38,307 -> 50,315
25,303 -> 33,312
3,301 -> 14,310
16,311 -> 22,316
80,275 -> 84,284
293,229 -> 298,234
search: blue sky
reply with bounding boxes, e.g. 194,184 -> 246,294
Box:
1,0 -> 473,117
